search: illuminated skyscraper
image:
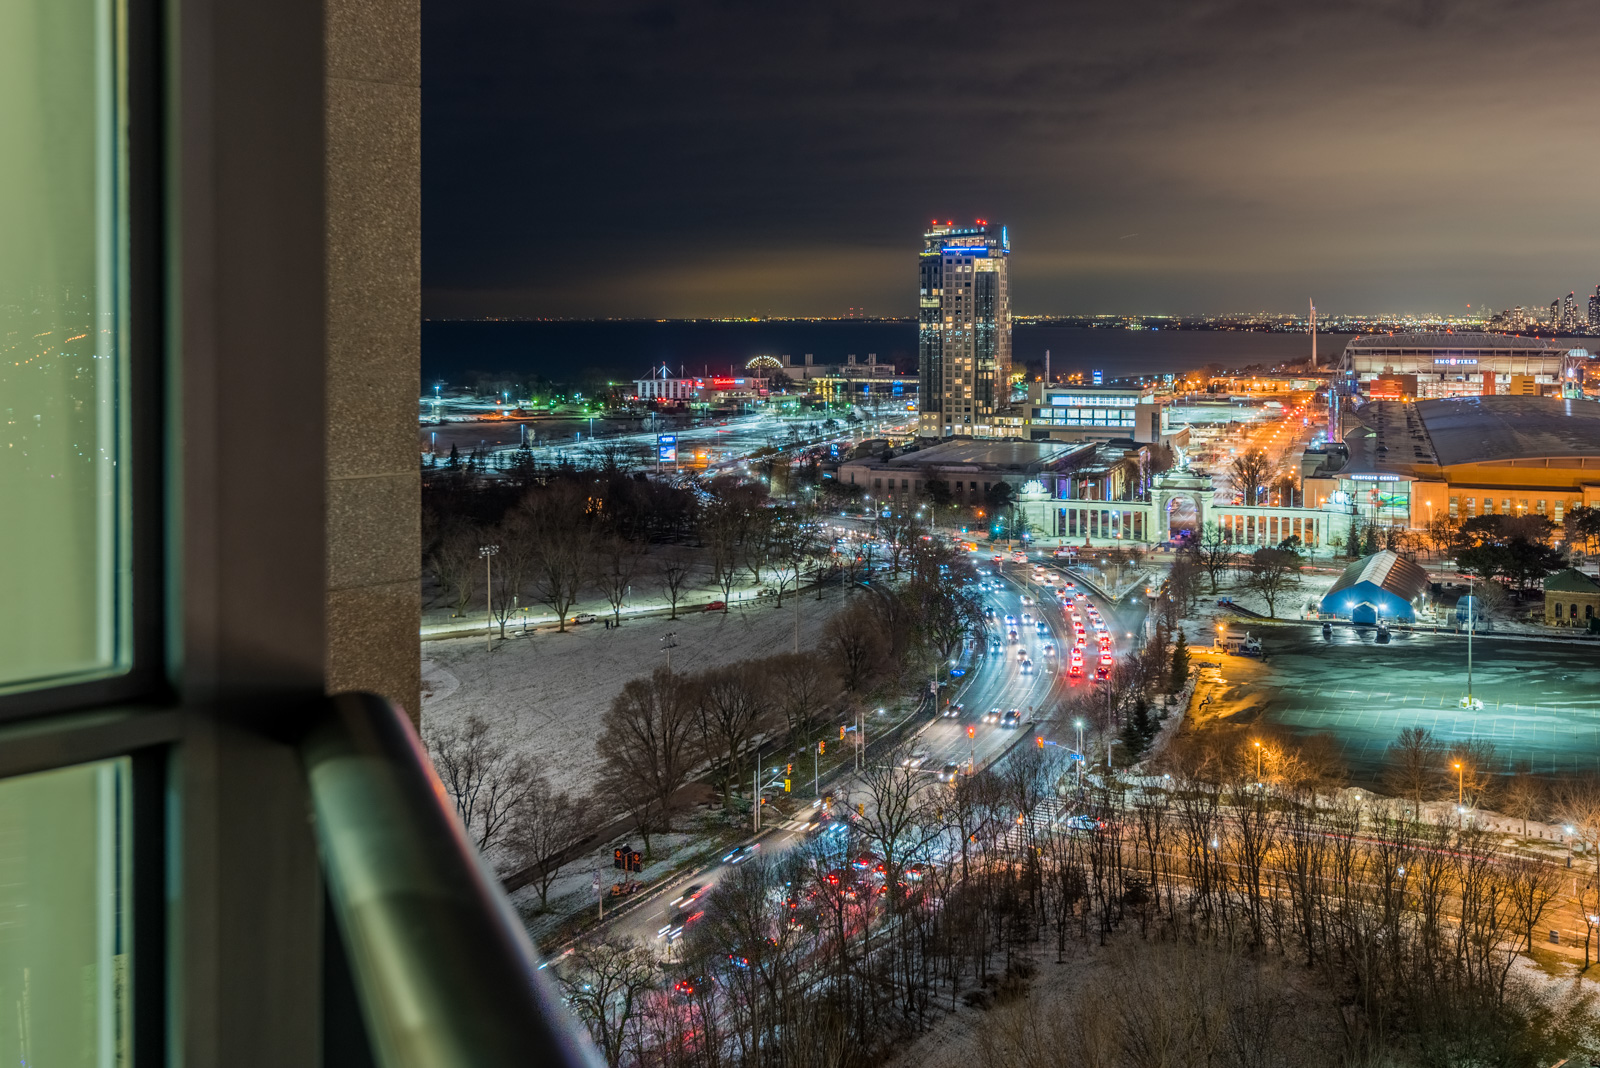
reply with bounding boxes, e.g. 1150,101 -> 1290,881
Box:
1588,286 -> 1599,328
918,221 -> 1011,438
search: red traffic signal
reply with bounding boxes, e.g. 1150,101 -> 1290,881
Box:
967,726 -> 975,738
1036,736 -> 1044,748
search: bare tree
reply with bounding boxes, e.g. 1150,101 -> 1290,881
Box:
596,536 -> 642,625
767,651 -> 834,738
692,662 -> 774,807
429,519 -> 483,617
1241,545 -> 1302,617
511,480 -> 598,631
1192,523 -> 1235,595
1228,447 -> 1271,505
824,598 -> 885,692
506,783 -> 595,909
1444,738 -> 1500,810
596,667 -> 698,844
1382,727 -> 1444,810
425,713 -> 537,857
487,512 -> 538,636
856,745 -> 945,893
1500,765 -> 1544,838
1504,855 -> 1563,953
559,935 -> 659,1068
1554,774 -> 1600,867
658,559 -> 692,620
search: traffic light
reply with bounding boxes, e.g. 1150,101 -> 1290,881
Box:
818,740 -> 825,755
613,848 -> 624,870
857,803 -> 865,816
1037,736 -> 1044,748
967,726 -> 975,738
840,726 -> 846,740
786,763 -> 793,775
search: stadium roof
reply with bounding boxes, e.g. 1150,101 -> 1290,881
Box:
1325,550 -> 1429,604
1343,332 -> 1573,354
1345,395 -> 1600,472
1415,396 -> 1600,467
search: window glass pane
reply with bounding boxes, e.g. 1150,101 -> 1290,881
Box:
0,0 -> 126,690
0,759 -> 130,1065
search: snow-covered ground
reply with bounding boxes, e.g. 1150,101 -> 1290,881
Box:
420,590 -> 844,797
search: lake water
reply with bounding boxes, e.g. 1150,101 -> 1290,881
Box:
423,320 -> 1328,389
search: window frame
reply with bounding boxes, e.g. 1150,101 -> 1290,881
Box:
0,0 -> 167,724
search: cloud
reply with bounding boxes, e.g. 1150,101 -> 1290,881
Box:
424,0 -> 1600,316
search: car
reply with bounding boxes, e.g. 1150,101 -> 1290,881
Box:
1011,552 -> 1026,563
900,750 -> 930,769
671,884 -> 705,907
1069,660 -> 1083,677
1016,648 -> 1028,661
1063,814 -> 1105,832
1075,592 -> 1087,601
1064,582 -> 1076,591
1020,659 -> 1033,674
1093,620 -> 1107,631
938,762 -> 961,783
1074,636 -> 1086,649
1001,709 -> 1022,729
1042,642 -> 1056,656
1003,614 -> 1016,626
672,974 -> 713,1000
1021,613 -> 1032,624
704,600 -> 727,612
1007,630 -> 1019,643
1035,620 -> 1047,634
983,708 -> 1002,724
1020,595 -> 1033,606
722,843 -> 759,865
659,910 -> 698,942
1099,651 -> 1114,666
1093,666 -> 1111,681
942,701 -> 964,718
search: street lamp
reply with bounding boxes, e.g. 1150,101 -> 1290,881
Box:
478,544 -> 500,650
1453,761 -> 1464,806
1253,739 -> 1263,782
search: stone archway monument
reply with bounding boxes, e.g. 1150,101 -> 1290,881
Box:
1154,469 -> 1212,540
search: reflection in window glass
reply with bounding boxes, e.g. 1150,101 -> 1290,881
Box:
0,759 -> 130,1065
0,0 -> 126,690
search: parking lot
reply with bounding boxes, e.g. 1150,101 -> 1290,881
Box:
1201,626 -> 1600,783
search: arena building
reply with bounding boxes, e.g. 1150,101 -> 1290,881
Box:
1305,394 -> 1600,532
1338,332 -> 1590,400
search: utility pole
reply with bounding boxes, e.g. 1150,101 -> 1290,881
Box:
753,749 -> 761,832
814,740 -> 820,798
479,544 -> 499,651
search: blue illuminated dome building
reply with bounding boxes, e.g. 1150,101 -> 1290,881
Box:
1320,549 -> 1430,624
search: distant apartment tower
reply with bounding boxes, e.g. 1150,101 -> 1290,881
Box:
918,220 -> 1011,438
1589,286 -> 1600,328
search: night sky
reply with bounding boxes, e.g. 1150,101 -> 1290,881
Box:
425,1 -> 1600,319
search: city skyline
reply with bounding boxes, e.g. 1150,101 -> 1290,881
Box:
426,0 -> 1600,320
